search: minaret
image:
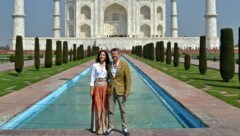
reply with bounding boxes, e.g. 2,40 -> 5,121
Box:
205,0 -> 218,48
171,0 -> 178,38
53,0 -> 61,38
12,0 -> 25,37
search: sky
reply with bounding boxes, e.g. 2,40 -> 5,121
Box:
0,0 -> 240,47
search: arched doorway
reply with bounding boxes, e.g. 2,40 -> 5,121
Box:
68,24 -> 74,37
157,25 -> 163,37
140,6 -> 150,20
140,24 -> 151,37
104,3 -> 127,37
68,7 -> 74,21
157,7 -> 163,21
80,24 -> 91,37
81,5 -> 91,20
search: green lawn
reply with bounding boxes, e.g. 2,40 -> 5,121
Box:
130,54 -> 240,108
0,56 -> 95,97
0,54 -> 10,58
0,54 -> 10,64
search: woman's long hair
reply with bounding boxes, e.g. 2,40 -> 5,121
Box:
96,50 -> 110,70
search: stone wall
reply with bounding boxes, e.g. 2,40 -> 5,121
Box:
10,37 -> 219,50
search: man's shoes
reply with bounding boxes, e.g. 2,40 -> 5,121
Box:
105,128 -> 113,136
123,128 -> 130,136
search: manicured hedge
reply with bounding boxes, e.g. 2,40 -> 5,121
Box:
156,42 -> 160,61
73,44 -> 77,61
135,45 -> 142,57
45,39 -> 52,68
166,42 -> 171,65
220,28 -> 235,82
34,37 -> 40,70
184,54 -> 191,70
80,45 -> 84,59
15,35 -> 24,76
146,43 -> 154,60
239,27 -> 240,83
63,41 -> 68,64
69,48 -> 73,62
159,41 -> 165,63
132,46 -> 135,54
77,46 -> 80,60
199,36 -> 207,74
55,41 -> 62,66
87,46 -> 92,57
173,42 -> 179,67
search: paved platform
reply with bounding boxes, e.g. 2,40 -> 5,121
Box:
0,55 -> 240,136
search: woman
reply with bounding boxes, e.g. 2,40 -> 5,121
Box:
89,50 -> 110,135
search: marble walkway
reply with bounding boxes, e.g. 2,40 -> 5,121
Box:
0,54 -> 239,135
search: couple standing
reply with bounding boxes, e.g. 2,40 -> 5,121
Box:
89,48 -> 131,135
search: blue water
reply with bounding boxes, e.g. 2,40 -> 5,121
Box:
4,58 -> 188,129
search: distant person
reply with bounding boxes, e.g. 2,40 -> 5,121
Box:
89,50 -> 110,135
106,48 -> 131,136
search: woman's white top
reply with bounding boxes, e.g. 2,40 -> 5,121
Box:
89,62 -> 108,87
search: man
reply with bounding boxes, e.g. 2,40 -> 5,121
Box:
106,48 -> 131,136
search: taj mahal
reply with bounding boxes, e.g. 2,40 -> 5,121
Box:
11,0 -> 219,50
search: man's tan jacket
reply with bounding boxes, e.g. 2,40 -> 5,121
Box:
107,60 -> 131,95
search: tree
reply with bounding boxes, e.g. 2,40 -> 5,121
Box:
199,36 -> 207,74
166,42 -> 171,64
139,46 -> 143,57
173,42 -> 179,67
96,46 -> 100,54
136,45 -> 142,57
156,42 -> 160,61
184,54 -> 191,70
73,44 -> 77,61
87,46 -> 92,57
239,27 -> 240,83
159,41 -> 165,63
143,45 -> 148,59
80,45 -> 84,59
220,28 -> 235,82
92,46 -> 99,55
45,39 -> 52,68
15,35 -> 24,76
55,41 -> 62,65
34,37 -> 40,70
135,46 -> 138,56
69,48 -> 73,62
77,46 -> 80,60
63,41 -> 68,64
148,43 -> 154,60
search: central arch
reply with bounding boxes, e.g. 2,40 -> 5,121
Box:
104,3 -> 128,37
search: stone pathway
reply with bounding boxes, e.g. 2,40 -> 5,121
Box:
0,55 -> 240,135
0,58 -> 46,73
1,57 -> 238,74
180,58 -> 239,73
